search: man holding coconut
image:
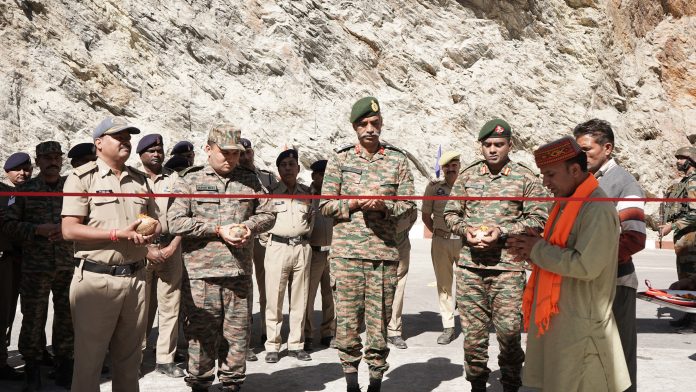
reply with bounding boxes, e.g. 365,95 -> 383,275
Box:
443,118 -> 548,392
168,125 -> 276,392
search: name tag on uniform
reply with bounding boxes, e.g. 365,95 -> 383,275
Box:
341,166 -> 362,175
274,201 -> 285,205
95,189 -> 113,194
196,185 -> 218,192
464,184 -> 483,189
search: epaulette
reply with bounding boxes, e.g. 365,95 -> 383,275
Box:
460,159 -> 483,174
298,182 -> 311,193
127,166 -> 148,178
178,165 -> 205,177
514,161 -> 538,175
334,143 -> 354,153
73,161 -> 98,177
258,168 -> 273,174
380,141 -> 407,155
428,178 -> 444,186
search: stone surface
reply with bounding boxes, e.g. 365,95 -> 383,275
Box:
0,0 -> 694,201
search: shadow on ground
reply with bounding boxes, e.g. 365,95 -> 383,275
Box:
239,362 -> 343,391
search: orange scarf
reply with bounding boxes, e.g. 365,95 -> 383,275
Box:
522,174 -> 599,336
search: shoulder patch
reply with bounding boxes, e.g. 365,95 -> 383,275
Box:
73,161 -> 98,177
334,143 -> 354,153
178,165 -> 205,177
460,159 -> 483,174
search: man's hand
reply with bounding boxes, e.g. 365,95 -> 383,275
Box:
659,224 -> 673,237
669,277 -> 696,290
118,220 -> 159,245
465,226 -> 482,247
477,226 -> 503,249
219,224 -> 252,248
506,228 -> 543,263
361,199 -> 387,212
158,243 -> 177,260
35,223 -> 60,238
146,245 -> 166,264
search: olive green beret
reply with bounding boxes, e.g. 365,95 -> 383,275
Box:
478,118 -> 512,141
349,96 -> 381,124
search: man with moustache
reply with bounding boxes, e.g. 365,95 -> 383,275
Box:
136,134 -> 185,378
422,151 -> 462,345
61,116 -> 161,392
443,118 -> 548,392
507,136 -> 630,392
659,146 -> 696,329
168,125 -> 275,392
574,119 -> 646,391
2,142 -> 76,390
263,149 -> 313,363
0,152 -> 32,381
320,97 -> 416,392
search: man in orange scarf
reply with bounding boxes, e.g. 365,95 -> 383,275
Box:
507,136 -> 630,392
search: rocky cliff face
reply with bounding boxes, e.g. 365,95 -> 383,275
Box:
1,0 -> 694,199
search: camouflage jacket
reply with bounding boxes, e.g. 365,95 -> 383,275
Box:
320,143 -> 416,261
168,164 -> 276,279
2,175 -> 74,271
443,159 -> 549,271
665,172 -> 696,240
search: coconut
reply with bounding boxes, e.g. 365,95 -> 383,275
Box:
474,225 -> 490,241
228,225 -> 248,240
136,214 -> 158,235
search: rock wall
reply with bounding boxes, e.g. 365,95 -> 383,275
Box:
0,0 -> 694,198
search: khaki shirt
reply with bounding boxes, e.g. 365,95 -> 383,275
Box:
309,184 -> 332,247
268,182 -> 313,238
148,167 -> 178,236
62,158 -> 158,265
423,179 -> 453,233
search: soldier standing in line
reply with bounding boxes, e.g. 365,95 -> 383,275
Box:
2,142 -> 75,390
171,141 -> 196,168
61,116 -> 161,392
0,153 -> 32,381
168,125 -> 275,392
320,96 -> 416,392
304,159 -> 336,351
422,151 -> 462,345
136,134 -> 186,378
659,146 -> 696,329
443,118 -> 548,392
263,149 -> 314,363
67,143 -> 97,169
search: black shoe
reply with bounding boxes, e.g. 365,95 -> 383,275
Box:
174,351 -> 187,363
221,384 -> 241,392
264,352 -> 279,363
346,372 -> 360,392
287,349 -> 312,361
41,349 -> 54,366
185,375 -> 214,391
367,378 -> 381,392
437,328 -> 455,345
0,365 -> 23,381
156,362 -> 186,378
320,336 -> 333,347
304,338 -> 313,351
387,336 -> 408,349
246,349 -> 258,362
470,380 -> 487,392
22,360 -> 42,392
54,356 -> 73,388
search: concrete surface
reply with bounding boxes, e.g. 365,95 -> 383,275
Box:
1,240 -> 694,391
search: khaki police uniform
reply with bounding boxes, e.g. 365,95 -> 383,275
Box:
304,185 -> 336,341
387,209 -> 417,338
264,182 -> 313,353
143,167 -> 183,364
62,158 -> 158,392
422,179 -> 462,329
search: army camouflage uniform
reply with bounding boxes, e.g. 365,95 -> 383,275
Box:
443,160 -> 548,390
664,171 -> 696,281
2,176 -> 74,363
168,164 -> 275,389
320,143 -> 416,380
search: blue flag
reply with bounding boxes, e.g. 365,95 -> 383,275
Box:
434,144 -> 442,178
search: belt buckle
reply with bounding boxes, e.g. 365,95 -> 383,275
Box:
288,237 -> 301,246
109,265 -> 119,276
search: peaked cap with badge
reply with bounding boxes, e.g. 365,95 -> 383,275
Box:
36,141 -> 63,156
136,133 -> 163,154
4,152 -> 31,171
478,118 -> 512,141
240,138 -> 252,149
350,96 -> 381,124
276,149 -> 299,166
207,124 -> 244,150
534,136 -> 583,169
92,116 -> 141,140
438,151 -> 460,167
171,141 -> 194,154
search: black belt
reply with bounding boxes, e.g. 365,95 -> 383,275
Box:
76,259 -> 145,276
270,234 -> 308,246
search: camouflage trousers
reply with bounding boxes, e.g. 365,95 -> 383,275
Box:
330,257 -> 397,380
182,275 -> 251,388
456,267 -> 525,388
675,236 -> 696,280
19,269 -> 74,360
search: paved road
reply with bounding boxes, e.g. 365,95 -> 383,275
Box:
1,240 -> 694,391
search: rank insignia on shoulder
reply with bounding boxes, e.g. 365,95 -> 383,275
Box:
196,185 -> 218,192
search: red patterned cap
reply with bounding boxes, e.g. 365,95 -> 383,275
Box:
534,136 -> 582,169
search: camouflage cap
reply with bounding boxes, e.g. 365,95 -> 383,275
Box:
36,141 -> 63,156
350,96 -> 381,123
92,116 -> 140,140
478,118 -> 512,141
207,124 -> 244,151
675,146 -> 696,162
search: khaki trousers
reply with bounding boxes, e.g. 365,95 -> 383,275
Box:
304,250 -> 336,339
70,265 -> 148,392
387,240 -> 410,337
144,246 -> 183,364
431,236 -> 462,329
264,240 -> 311,352
252,238 -> 267,332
